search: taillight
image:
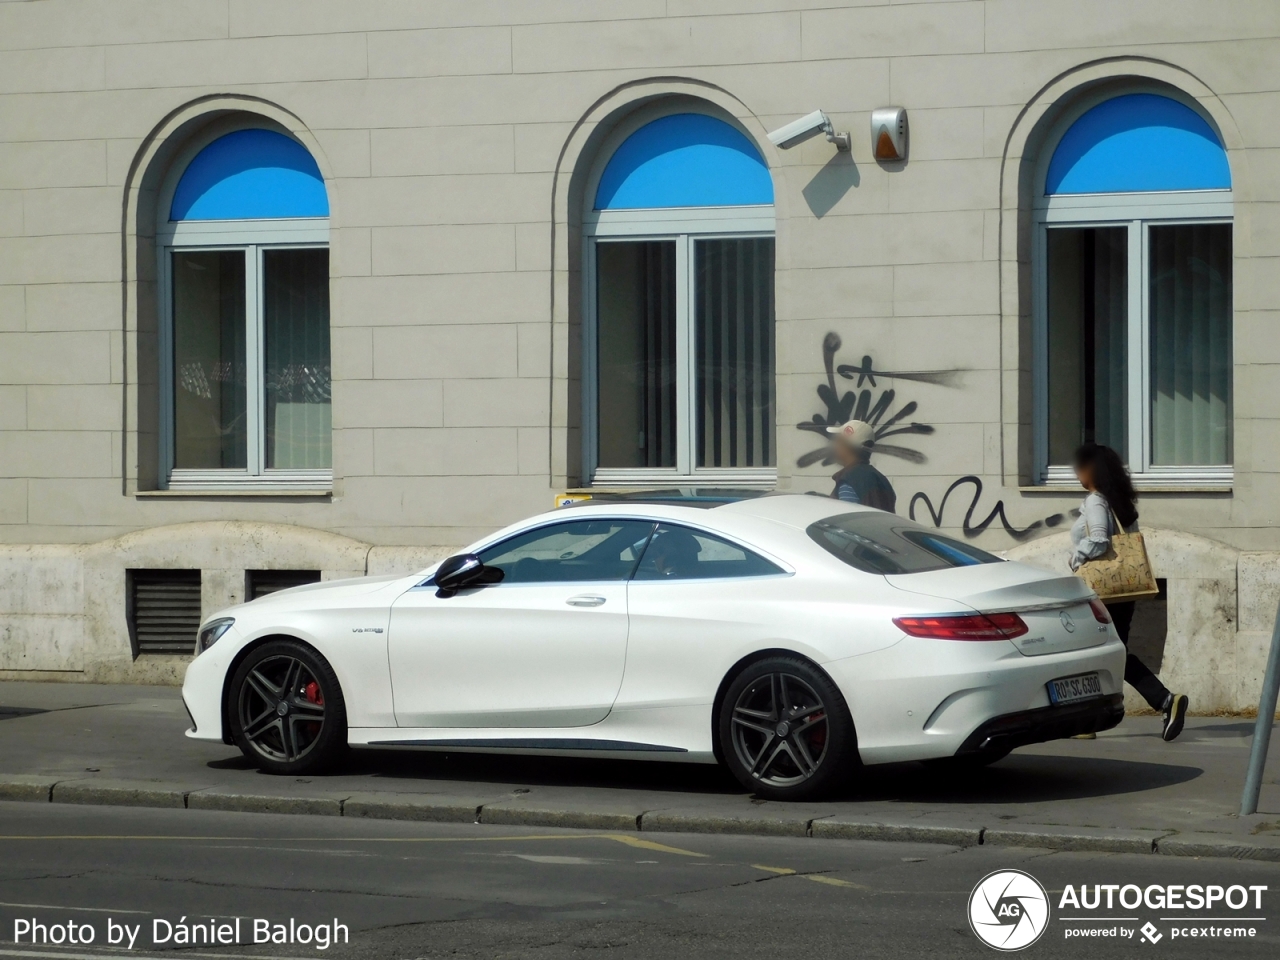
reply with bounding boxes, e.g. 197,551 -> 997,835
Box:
1089,599 -> 1111,624
892,612 -> 1029,641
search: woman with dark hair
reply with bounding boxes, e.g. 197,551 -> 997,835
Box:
1070,442 -> 1189,741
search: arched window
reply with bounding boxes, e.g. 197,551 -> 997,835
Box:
584,111 -> 776,485
1035,92 -> 1232,485
158,127 -> 330,489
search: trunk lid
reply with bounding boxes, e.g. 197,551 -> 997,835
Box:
886,561 -> 1110,656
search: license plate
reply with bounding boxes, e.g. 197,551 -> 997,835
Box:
1047,671 -> 1103,705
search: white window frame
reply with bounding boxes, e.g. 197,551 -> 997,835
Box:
583,206 -> 776,486
157,217 -> 332,491
1031,91 -> 1234,488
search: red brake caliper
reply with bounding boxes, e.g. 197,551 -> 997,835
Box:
303,680 -> 324,707
302,680 -> 324,737
807,711 -> 827,751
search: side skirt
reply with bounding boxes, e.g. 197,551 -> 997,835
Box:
368,737 -> 686,753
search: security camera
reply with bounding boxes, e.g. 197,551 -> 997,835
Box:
767,110 -> 851,152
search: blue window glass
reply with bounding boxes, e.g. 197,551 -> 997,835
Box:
1046,94 -> 1230,195
171,129 -> 329,221
595,113 -> 772,210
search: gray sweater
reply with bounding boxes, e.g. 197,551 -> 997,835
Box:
1069,491 -> 1139,571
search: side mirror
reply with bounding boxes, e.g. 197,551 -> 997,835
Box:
433,554 -> 503,598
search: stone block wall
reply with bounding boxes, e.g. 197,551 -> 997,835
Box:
0,522 -> 452,685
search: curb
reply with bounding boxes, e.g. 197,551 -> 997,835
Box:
812,819 -> 983,847
187,789 -> 342,817
342,792 -> 484,824
53,778 -> 186,809
4,776 -> 1279,862
482,804 -> 640,832
641,810 -> 813,838
0,775 -> 56,803
982,826 -> 1168,855
1156,833 -> 1280,862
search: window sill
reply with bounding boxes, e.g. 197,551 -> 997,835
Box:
1019,484 -> 1232,495
589,470 -> 778,489
138,486 -> 332,499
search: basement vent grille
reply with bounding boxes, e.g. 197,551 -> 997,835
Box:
248,569 -> 322,601
127,569 -> 202,657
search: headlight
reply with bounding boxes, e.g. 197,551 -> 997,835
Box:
196,618 -> 235,655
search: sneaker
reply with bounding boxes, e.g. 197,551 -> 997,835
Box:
1162,693 -> 1189,742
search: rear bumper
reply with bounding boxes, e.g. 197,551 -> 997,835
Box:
955,693 -> 1125,756
828,635 -> 1126,764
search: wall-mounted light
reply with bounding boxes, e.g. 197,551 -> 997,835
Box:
767,110 -> 851,152
871,107 -> 908,162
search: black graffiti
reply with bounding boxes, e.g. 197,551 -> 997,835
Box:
796,333 -> 946,468
909,475 -> 1070,541
799,331 -> 1072,542
836,353 -> 961,389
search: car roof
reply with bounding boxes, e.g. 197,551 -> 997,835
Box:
446,495 -> 899,576
716,493 -> 878,528
559,487 -> 772,508
553,493 -> 877,529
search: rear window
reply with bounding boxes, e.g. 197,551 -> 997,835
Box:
807,512 -> 1003,575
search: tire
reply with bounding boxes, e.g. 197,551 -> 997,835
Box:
717,656 -> 857,801
228,639 -> 348,775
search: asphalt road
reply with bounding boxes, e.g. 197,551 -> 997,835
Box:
1,803 -> 1278,959
5,681 -> 1280,853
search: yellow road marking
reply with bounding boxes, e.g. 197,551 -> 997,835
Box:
803,874 -> 863,889
0,901 -> 150,914
0,833 -> 707,858
604,834 -> 708,857
753,864 -> 865,889
0,836 -> 262,841
0,833 -> 871,887
0,949 -> 289,960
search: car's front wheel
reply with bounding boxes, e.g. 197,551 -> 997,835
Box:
718,656 -> 857,801
228,639 -> 347,775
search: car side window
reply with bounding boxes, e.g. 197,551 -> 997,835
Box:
632,523 -> 784,581
478,519 -> 656,584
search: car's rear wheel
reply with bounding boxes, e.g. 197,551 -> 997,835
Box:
228,639 -> 347,775
718,656 -> 856,801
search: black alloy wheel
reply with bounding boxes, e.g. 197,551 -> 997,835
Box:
718,656 -> 856,801
229,639 -> 347,774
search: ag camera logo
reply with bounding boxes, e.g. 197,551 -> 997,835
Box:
969,869 -> 1050,951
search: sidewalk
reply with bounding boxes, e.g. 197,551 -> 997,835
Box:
2,680 -> 1278,861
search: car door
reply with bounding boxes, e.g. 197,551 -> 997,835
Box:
617,523 -> 793,710
387,517 -> 655,728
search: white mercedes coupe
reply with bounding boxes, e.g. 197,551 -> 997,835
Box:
182,495 -> 1126,800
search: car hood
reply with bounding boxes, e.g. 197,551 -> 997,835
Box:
246,573 -> 411,606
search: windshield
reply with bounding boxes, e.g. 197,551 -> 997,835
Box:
807,512 -> 1003,575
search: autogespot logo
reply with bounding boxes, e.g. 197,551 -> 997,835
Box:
969,869 -> 1051,951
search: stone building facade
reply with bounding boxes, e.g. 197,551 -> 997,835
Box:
1,1 -> 1278,710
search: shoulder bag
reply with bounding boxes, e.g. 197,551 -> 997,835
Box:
1076,508 -> 1160,602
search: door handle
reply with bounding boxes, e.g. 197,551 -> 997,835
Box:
566,594 -> 607,607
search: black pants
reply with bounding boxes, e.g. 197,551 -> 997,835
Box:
1107,601 -> 1170,711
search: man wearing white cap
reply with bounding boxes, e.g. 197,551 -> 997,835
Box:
826,419 -> 896,512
